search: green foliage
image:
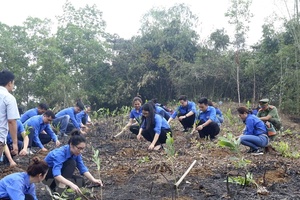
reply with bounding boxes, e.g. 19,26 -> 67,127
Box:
218,133 -> 240,152
273,141 -> 300,158
92,147 -> 101,171
138,156 -> 150,164
227,172 -> 256,186
230,157 -> 251,169
165,132 -> 176,159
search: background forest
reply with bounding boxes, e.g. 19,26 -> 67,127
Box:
1,0 -> 300,115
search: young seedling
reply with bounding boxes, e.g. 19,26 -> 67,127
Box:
92,147 -> 103,200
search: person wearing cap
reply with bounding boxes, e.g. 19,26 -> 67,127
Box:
52,101 -> 86,136
20,103 -> 49,123
257,98 -> 281,130
168,95 -> 197,132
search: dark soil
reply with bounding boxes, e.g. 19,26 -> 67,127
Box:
1,103 -> 300,200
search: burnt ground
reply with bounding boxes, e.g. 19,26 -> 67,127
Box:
1,102 -> 300,200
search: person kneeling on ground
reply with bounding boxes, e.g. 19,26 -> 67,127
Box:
137,103 -> 172,151
168,95 -> 196,132
0,156 -> 48,200
237,106 -> 269,155
191,97 -> 220,141
117,96 -> 143,136
44,129 -> 103,195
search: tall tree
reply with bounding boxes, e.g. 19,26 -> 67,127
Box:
225,0 -> 253,105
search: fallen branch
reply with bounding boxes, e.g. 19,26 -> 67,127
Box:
174,160 -> 197,188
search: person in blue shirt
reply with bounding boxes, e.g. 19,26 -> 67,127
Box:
168,95 -> 197,132
44,130 -> 103,194
192,97 -> 220,141
237,106 -> 269,155
208,101 -> 224,124
23,110 -> 60,152
0,156 -> 49,200
76,105 -> 91,126
3,119 -> 29,166
115,96 -> 143,137
20,103 -> 49,123
75,105 -> 92,134
52,101 -> 85,136
148,101 -> 170,121
137,103 -> 172,151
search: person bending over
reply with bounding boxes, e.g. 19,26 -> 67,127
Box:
137,103 -> 172,151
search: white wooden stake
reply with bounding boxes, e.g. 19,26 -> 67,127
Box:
174,160 -> 197,188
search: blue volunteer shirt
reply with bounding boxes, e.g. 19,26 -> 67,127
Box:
215,108 -> 223,117
0,172 -> 37,200
20,108 -> 38,123
155,106 -> 170,119
171,101 -> 197,119
196,106 -> 220,123
243,114 -> 267,136
129,107 -> 143,125
141,114 -> 170,134
23,115 -> 57,149
76,111 -> 88,124
56,107 -> 80,129
7,119 -> 24,144
44,145 -> 88,177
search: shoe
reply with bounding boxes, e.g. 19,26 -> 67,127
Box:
251,148 -> 264,155
247,148 -> 256,153
182,128 -> 189,132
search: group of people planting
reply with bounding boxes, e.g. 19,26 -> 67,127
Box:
0,70 -> 101,200
118,95 -> 281,156
0,69 -> 281,199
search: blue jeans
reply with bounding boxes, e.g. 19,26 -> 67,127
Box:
52,115 -> 70,134
240,134 -> 269,150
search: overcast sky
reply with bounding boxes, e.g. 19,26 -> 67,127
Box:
0,0 -> 292,45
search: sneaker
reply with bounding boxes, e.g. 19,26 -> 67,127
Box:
182,128 -> 189,132
251,148 -> 264,155
247,148 -> 256,153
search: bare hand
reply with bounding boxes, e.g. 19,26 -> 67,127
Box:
137,134 -> 143,141
70,183 -> 82,194
148,143 -> 155,150
41,148 -> 48,152
92,178 -> 103,187
19,149 -> 28,156
178,116 -> 185,121
11,144 -> 18,156
55,140 -> 61,147
9,161 -> 17,167
196,125 -> 203,131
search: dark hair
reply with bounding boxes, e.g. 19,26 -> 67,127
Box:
27,157 -> 48,176
198,97 -> 208,105
44,110 -> 55,119
151,98 -> 158,104
76,101 -> 85,111
237,106 -> 252,114
207,100 -> 213,106
142,103 -> 155,130
178,95 -> 187,101
38,103 -> 49,110
147,101 -> 156,110
68,129 -> 86,145
132,96 -> 143,106
0,70 -> 15,86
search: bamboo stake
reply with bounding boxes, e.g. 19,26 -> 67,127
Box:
174,160 -> 197,188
